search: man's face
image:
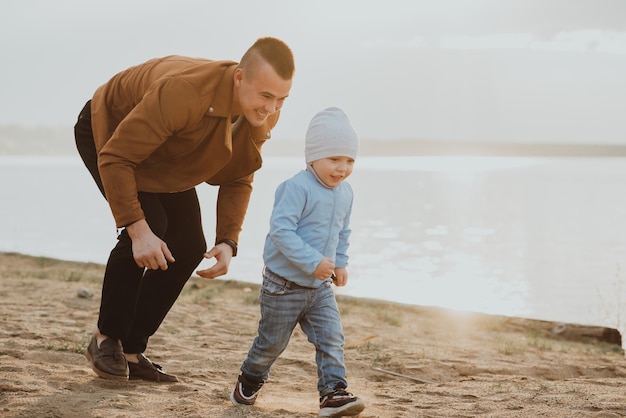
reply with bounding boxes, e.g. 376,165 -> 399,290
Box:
234,60 -> 292,127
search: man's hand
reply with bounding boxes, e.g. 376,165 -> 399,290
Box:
313,257 -> 335,280
126,219 -> 175,270
195,243 -> 234,279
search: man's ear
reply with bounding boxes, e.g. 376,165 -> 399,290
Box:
234,68 -> 244,86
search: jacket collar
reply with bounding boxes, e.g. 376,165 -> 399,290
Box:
206,64 -> 236,118
306,164 -> 334,189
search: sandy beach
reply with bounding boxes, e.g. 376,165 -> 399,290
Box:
1,252 -> 626,417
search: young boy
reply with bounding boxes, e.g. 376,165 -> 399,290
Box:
230,107 -> 365,417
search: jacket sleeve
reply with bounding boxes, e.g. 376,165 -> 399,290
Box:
215,173 -> 254,244
335,197 -> 353,268
213,112 -> 280,245
268,181 -> 323,275
98,78 -> 203,227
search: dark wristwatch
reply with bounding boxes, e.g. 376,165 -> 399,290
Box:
216,239 -> 238,257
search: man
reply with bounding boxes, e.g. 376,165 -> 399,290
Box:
75,37 -> 295,382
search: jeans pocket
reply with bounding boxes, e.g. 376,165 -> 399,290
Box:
261,277 -> 286,295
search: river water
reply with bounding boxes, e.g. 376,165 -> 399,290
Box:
3,155 -> 626,335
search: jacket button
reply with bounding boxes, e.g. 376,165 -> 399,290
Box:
208,107 -> 214,113
266,132 -> 270,138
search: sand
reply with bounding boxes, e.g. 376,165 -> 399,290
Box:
1,252 -> 626,418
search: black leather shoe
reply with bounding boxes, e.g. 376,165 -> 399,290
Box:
128,353 -> 178,383
85,335 -> 129,381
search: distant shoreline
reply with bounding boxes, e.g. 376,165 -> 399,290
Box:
266,138 -> 626,157
2,125 -> 626,157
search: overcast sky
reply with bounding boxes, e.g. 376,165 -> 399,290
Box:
2,0 -> 626,144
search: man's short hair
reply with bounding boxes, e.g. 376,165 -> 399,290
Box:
239,37 -> 295,80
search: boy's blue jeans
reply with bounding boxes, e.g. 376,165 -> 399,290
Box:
240,268 -> 347,396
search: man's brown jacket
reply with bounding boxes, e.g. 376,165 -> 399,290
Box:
90,55 -> 279,243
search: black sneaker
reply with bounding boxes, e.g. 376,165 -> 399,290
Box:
319,388 -> 365,417
230,375 -> 263,406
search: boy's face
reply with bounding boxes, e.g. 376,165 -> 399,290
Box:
310,156 -> 355,188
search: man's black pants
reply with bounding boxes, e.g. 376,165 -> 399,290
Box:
74,101 -> 206,353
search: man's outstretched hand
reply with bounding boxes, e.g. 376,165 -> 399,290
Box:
195,243 -> 234,279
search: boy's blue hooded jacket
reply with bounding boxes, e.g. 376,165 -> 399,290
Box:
263,168 -> 353,288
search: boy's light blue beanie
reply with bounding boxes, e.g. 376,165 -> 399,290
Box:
305,107 -> 359,163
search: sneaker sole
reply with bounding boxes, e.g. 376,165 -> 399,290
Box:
230,390 -> 253,406
319,398 -> 365,417
84,351 -> 129,381
229,391 -> 239,406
